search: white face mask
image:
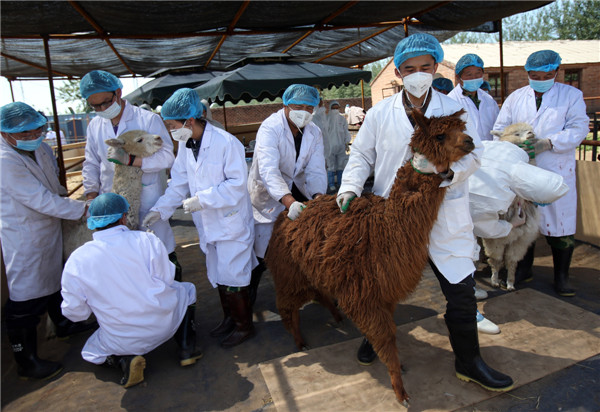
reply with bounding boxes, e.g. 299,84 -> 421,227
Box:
288,109 -> 313,129
170,123 -> 193,142
96,101 -> 122,120
330,109 -> 340,116
402,72 -> 433,98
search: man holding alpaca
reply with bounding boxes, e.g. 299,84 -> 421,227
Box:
79,70 -> 182,280
493,50 -> 588,297
337,33 -> 513,392
247,84 -> 327,306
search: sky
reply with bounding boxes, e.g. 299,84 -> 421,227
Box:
0,76 -> 152,115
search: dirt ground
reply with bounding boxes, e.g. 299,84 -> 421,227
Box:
2,208 -> 599,411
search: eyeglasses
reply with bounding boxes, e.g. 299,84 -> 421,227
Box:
89,92 -> 116,111
288,104 -> 314,113
11,127 -> 45,140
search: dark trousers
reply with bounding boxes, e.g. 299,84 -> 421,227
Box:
4,291 -> 64,330
429,260 -> 477,325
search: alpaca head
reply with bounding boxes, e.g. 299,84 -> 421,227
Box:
105,130 -> 163,158
410,109 -> 474,172
490,122 -> 535,144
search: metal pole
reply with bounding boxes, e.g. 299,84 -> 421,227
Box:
8,80 -> 15,101
498,19 -> 506,104
222,103 -> 228,131
359,65 -> 365,109
43,36 -> 67,187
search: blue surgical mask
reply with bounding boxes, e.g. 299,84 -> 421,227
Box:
14,133 -> 45,151
529,77 -> 555,93
461,77 -> 484,92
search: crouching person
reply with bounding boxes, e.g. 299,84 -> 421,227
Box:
142,88 -> 256,348
61,193 -> 200,388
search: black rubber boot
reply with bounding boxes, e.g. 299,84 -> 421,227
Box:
7,327 -> 63,380
118,355 -> 146,388
210,285 -> 235,338
551,246 -> 575,297
221,288 -> 255,348
446,320 -> 513,391
169,252 -> 183,282
47,292 -> 98,339
514,243 -> 535,285
357,337 -> 377,366
249,258 -> 266,308
174,305 -> 203,366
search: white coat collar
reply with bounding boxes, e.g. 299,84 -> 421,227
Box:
92,225 -> 128,240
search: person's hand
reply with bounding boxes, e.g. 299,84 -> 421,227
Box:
182,196 -> 202,213
517,138 -> 552,159
287,201 -> 306,221
107,146 -> 135,166
509,207 -> 526,228
336,192 -> 356,214
142,211 -> 162,228
411,152 -> 438,174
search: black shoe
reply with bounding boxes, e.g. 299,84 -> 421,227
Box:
119,355 -> 146,388
552,246 -> 575,297
210,286 -> 236,338
446,320 -> 513,391
169,252 -> 183,282
175,305 -> 203,366
8,327 -> 63,380
357,338 -> 377,365
220,288 -> 255,348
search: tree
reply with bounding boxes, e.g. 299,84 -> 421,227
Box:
444,0 -> 599,44
56,79 -> 91,113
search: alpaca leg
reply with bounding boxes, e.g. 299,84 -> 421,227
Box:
313,291 -> 343,324
346,304 -> 408,403
487,257 -> 504,288
504,258 -> 518,291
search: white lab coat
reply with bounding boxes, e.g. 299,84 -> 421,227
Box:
448,85 -> 499,141
339,90 -> 483,283
0,138 -> 85,301
325,110 -> 351,171
247,109 -> 327,257
151,123 -> 256,287
493,82 -> 588,237
82,101 -> 176,252
312,106 -> 329,156
61,226 -> 196,364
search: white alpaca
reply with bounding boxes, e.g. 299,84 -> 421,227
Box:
62,130 -> 163,259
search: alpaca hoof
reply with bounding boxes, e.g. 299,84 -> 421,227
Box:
500,281 -> 515,291
402,399 -> 410,408
491,280 -> 501,288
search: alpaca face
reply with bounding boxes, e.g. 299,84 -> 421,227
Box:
104,130 -> 163,158
491,122 -> 535,144
410,109 -> 474,171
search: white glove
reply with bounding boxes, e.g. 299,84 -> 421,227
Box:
509,206 -> 526,228
142,211 -> 162,228
411,152 -> 438,174
182,196 -> 202,214
288,201 -> 306,221
107,146 -> 134,166
336,192 -> 356,214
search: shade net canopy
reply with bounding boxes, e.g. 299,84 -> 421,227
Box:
194,59 -> 372,104
1,1 -> 551,79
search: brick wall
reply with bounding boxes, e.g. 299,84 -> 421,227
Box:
209,97 -> 372,127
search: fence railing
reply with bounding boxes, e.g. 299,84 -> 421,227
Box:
578,111 -> 599,161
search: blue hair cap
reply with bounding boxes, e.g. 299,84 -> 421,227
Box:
455,53 -> 484,75
525,50 -> 561,72
432,77 -> 454,93
161,88 -> 206,120
80,70 -> 123,99
87,193 -> 130,230
0,102 -> 47,133
282,84 -> 320,107
394,33 -> 444,69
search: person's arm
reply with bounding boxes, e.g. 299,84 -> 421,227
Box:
150,149 -> 189,220
304,126 -> 327,198
545,90 -> 589,153
61,262 -> 92,322
256,123 -> 294,202
82,125 -> 101,198
139,115 -> 175,173
147,233 -> 177,284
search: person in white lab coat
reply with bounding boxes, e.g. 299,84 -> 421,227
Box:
61,193 -> 199,388
448,54 -> 499,141
79,70 -> 182,280
0,102 -> 96,380
325,100 -> 351,192
143,88 -> 257,348
336,33 -> 513,392
493,50 -> 589,297
246,84 -> 327,308
310,98 -> 332,190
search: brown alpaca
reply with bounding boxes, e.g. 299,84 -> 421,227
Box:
265,109 -> 474,404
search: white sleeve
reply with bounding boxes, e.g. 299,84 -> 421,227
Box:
82,126 -> 102,195
256,123 -> 292,201
442,110 -> 483,188
304,128 -> 327,197
140,115 -> 175,173
61,261 -> 93,322
546,90 -> 589,153
151,149 -> 189,219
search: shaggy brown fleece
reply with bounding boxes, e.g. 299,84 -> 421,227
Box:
266,109 -> 473,403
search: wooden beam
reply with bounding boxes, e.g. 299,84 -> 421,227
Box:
68,1 -> 136,76
282,1 -> 358,53
205,0 -> 250,68
1,52 -> 70,77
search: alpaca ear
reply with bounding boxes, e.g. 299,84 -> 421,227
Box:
105,138 -> 124,148
490,130 -> 502,138
453,109 -> 466,120
411,109 -> 429,133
